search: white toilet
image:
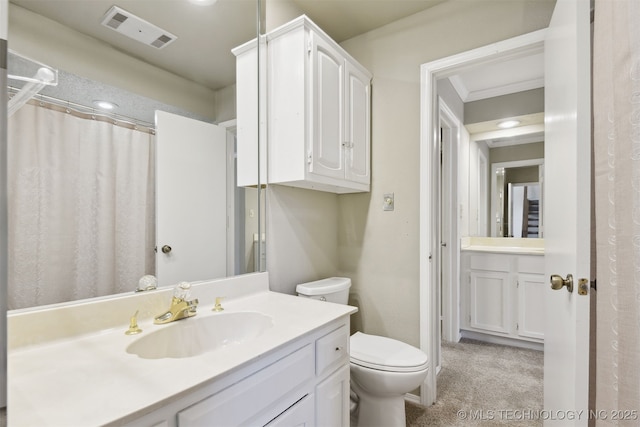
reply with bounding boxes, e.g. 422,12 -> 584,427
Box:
296,277 -> 429,427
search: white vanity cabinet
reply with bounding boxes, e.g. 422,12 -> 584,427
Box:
234,15 -> 372,194
122,317 -> 351,427
460,251 -> 545,345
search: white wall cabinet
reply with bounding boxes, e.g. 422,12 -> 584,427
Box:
461,252 -> 545,345
122,317 -> 351,427
235,15 -> 372,194
232,38 -> 267,188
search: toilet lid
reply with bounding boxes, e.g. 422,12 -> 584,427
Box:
350,332 -> 429,372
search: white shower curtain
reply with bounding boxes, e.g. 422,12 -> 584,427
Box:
7,102 -> 155,309
594,0 -> 640,423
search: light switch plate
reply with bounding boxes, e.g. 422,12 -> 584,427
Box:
383,193 -> 394,211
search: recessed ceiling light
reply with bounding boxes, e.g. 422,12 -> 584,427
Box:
93,100 -> 118,110
497,120 -> 521,129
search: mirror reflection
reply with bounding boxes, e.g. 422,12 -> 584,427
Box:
464,104 -> 544,240
6,0 -> 262,309
438,43 -> 545,242
491,158 -> 544,238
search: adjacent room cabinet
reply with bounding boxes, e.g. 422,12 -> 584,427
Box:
234,15 -> 372,194
460,251 -> 545,345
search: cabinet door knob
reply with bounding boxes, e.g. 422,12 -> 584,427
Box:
161,245 -> 172,254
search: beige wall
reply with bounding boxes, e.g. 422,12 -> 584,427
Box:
336,1 -> 555,347
490,141 -> 545,164
465,88 -> 545,125
262,0 -> 554,347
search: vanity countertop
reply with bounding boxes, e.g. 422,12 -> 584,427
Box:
8,273 -> 357,426
460,237 -> 544,255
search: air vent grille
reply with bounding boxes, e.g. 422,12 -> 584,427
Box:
151,34 -> 174,49
100,6 -> 177,49
105,12 -> 128,29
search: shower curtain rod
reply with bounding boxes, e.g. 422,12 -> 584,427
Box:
8,87 -> 156,134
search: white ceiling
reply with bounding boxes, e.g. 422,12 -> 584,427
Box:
449,52 -> 545,103
9,0 -> 446,91
8,0 -> 544,128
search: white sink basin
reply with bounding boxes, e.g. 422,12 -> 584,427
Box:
127,312 -> 274,359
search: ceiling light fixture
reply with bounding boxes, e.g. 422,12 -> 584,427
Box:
93,100 -> 118,110
497,120 -> 521,129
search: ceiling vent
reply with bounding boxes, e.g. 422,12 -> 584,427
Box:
101,6 -> 177,49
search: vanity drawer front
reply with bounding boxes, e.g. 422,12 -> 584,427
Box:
316,324 -> 349,377
178,344 -> 314,427
518,255 -> 545,274
470,253 -> 512,272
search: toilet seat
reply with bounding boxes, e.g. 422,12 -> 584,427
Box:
350,332 -> 429,373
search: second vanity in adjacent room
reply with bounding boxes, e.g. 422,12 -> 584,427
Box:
459,237 -> 544,349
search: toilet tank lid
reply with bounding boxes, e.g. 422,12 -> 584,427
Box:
295,277 -> 351,295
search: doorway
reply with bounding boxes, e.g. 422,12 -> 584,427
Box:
418,29 -> 547,405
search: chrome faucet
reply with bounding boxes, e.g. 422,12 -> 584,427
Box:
154,282 -> 199,324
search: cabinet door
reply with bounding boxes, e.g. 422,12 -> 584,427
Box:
310,32 -> 344,181
344,62 -> 370,185
235,42 -> 266,187
469,270 -> 511,334
177,345 -> 313,426
315,365 -> 350,427
517,273 -> 545,340
266,394 -> 315,427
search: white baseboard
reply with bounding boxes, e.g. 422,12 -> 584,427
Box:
460,330 -> 544,351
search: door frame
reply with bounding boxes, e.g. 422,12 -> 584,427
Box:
438,98 -> 461,348
419,29 -> 546,405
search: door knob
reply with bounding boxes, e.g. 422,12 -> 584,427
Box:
161,245 -> 172,254
550,274 -> 573,293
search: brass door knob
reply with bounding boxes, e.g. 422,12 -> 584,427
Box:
550,274 -> 573,293
161,245 -> 172,254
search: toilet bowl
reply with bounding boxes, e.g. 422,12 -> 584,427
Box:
296,277 -> 429,427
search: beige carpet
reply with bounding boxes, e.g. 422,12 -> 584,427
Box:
406,339 -> 543,426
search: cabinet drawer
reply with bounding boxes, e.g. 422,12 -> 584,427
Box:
469,254 -> 512,272
178,344 -> 314,426
518,255 -> 545,274
316,325 -> 349,377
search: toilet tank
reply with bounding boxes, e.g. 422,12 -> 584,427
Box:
295,277 -> 351,304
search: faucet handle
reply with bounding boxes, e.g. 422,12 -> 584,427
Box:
173,281 -> 192,300
125,310 -> 143,335
213,297 -> 225,312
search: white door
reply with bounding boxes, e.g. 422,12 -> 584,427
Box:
156,111 -> 228,287
543,0 -> 591,424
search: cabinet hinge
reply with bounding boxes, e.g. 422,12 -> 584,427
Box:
307,40 -> 312,55
516,280 -> 519,288
516,323 -> 519,331
468,315 -> 471,323
307,150 -> 312,164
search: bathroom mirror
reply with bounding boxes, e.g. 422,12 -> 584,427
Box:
490,158 -> 544,238
6,0 -> 264,309
466,118 -> 545,239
